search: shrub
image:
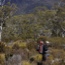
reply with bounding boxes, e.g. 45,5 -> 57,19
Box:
5,46 -> 13,61
37,36 -> 48,43
22,61 -> 32,65
34,54 -> 42,61
12,43 -> 19,50
30,54 -> 42,62
12,40 -> 27,49
27,40 -> 36,50
0,54 -> 5,65
48,37 -> 65,49
0,42 -> 6,53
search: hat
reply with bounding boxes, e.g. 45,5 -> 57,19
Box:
46,41 -> 50,44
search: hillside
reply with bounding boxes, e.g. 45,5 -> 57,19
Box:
0,1 -> 65,65
5,0 -> 61,14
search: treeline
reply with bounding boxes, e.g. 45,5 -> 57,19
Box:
0,3 -> 65,42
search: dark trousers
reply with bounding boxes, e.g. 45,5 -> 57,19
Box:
37,54 -> 46,65
42,54 -> 46,61
37,62 -> 43,65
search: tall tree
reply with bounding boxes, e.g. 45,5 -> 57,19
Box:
0,3 -> 17,41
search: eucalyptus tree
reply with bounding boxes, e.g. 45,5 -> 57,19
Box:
0,2 -> 17,41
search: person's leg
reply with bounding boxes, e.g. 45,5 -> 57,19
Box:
37,54 -> 43,65
42,54 -> 47,65
42,54 -> 46,61
37,54 -> 46,65
37,62 -> 43,65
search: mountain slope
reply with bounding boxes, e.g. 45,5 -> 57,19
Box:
5,0 -> 60,14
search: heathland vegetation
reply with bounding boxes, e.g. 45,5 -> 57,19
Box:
0,1 -> 65,65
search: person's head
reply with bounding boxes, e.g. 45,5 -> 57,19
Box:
39,40 -> 44,45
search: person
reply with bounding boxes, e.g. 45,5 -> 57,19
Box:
36,40 -> 48,65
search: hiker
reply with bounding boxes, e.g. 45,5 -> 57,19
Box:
36,40 -> 48,65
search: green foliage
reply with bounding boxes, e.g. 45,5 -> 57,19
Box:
12,43 -> 20,50
0,54 -> 5,65
1,2 -> 65,42
30,54 -> 42,62
27,40 -> 36,50
0,42 -> 6,53
1,3 -> 65,64
37,36 -> 48,43
0,3 -> 17,19
12,40 -> 27,49
2,14 -> 41,41
22,61 -> 32,65
48,37 -> 65,48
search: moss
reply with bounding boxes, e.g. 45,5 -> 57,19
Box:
22,61 -> 32,65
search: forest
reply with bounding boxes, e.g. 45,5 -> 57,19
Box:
0,1 -> 65,65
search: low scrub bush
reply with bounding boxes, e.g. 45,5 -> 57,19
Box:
27,41 -> 36,50
0,54 -> 5,65
48,37 -> 65,49
37,36 -> 48,43
0,42 -> 6,53
30,54 -> 42,62
12,40 -> 27,49
22,61 -> 32,65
